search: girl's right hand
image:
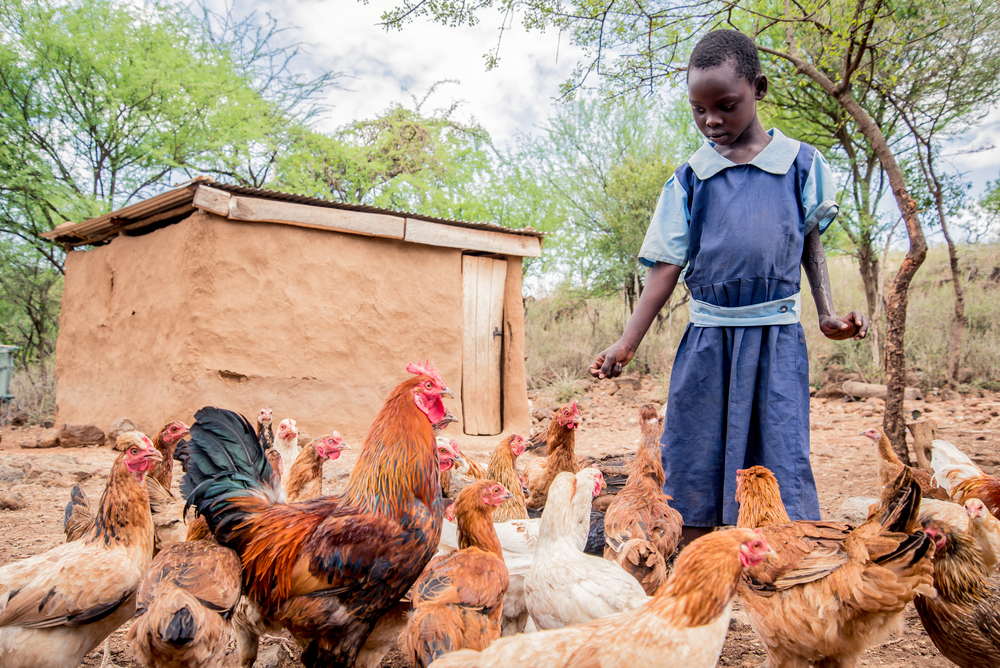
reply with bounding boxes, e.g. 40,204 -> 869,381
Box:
588,340 -> 636,379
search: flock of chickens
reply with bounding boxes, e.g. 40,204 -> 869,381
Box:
1,359 -> 999,668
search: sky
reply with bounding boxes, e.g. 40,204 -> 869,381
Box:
250,0 -> 999,219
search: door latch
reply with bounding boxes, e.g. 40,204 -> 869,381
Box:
492,326 -> 503,340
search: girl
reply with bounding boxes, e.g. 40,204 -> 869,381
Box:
589,29 -> 868,544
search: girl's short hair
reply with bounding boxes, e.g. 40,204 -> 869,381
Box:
688,29 -> 762,85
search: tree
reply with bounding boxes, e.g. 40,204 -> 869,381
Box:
381,0 -> 1000,460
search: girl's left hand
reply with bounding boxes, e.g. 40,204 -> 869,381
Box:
820,311 -> 869,341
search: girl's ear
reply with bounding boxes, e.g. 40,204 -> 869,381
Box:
755,74 -> 769,101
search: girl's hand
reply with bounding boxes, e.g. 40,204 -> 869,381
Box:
820,311 -> 869,341
589,340 -> 637,379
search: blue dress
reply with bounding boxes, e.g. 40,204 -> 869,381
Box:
638,129 -> 839,526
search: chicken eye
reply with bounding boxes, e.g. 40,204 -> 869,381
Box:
130,448 -> 138,454
425,381 -> 433,389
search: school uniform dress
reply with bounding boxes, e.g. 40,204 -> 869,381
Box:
638,128 -> 839,526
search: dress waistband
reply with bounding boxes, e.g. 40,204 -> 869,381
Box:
689,292 -> 801,327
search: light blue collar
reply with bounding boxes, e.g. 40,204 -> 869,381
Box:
688,128 -> 800,180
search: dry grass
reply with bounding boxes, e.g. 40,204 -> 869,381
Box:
3,362 -> 56,425
525,243 -> 1000,392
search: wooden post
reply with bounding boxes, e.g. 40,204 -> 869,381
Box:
905,419 -> 939,473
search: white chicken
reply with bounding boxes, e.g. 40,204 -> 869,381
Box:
272,417 -> 299,489
525,469 -> 647,629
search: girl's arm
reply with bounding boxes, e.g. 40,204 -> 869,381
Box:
588,262 -> 684,379
802,226 -> 869,340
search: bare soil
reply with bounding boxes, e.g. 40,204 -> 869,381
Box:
2,377 -> 997,667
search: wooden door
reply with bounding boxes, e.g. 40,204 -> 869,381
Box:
462,255 -> 507,435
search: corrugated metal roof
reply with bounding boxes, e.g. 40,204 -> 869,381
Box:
42,176 -> 545,247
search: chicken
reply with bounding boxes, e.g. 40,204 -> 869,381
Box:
272,417 -> 300,488
285,433 -> 351,502
126,540 -> 242,668
524,402 -> 581,509
931,438 -> 1000,517
915,520 -> 1000,667
0,432 -> 161,668
438,438 -> 465,497
257,406 -> 275,450
525,469 -> 646,629
181,361 -> 452,667
427,528 -> 772,668
603,404 -> 682,594
486,434 -> 529,522
449,442 -> 488,483
406,481 -> 512,667
966,497 -> 1000,572
148,420 -> 190,491
736,465 -> 935,668
860,427 -> 949,499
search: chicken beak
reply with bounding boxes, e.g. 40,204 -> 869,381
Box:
500,492 -> 514,501
764,546 -> 779,562
341,443 -> 352,451
144,448 -> 164,463
442,387 -> 455,399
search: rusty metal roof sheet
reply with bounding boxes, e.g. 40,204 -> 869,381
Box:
42,176 -> 544,247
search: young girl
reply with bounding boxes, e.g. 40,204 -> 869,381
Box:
589,29 -> 868,544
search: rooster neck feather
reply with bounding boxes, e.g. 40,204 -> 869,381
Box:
545,416 -> 576,457
89,455 -> 154,549
342,378 -> 441,515
629,423 -> 665,488
454,489 -> 503,557
736,471 -> 790,529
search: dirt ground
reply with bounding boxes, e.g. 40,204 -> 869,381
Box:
2,376 -> 998,667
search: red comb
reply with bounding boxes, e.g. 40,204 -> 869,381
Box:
406,360 -> 445,387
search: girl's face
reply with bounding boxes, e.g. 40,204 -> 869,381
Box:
688,60 -> 767,147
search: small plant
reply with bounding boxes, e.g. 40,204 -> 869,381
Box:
4,362 -> 56,426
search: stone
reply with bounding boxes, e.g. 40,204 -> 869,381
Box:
814,382 -> 846,399
940,387 -> 960,402
106,417 -> 144,448
0,491 -> 27,510
41,419 -> 54,428
34,429 -> 60,449
58,423 -> 106,448
958,367 -> 974,384
615,377 -> 642,391
605,380 -> 620,396
255,643 -> 293,668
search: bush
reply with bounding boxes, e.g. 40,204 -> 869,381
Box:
3,362 -> 56,426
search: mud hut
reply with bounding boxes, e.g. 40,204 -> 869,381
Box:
43,178 -> 543,442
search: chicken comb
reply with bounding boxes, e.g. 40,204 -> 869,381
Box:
406,359 -> 446,387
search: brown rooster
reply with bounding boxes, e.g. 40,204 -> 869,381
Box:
427,529 -> 772,668
0,432 -> 161,668
735,465 -> 936,668
486,434 -> 529,522
603,404 -> 682,595
181,361 -> 453,668
915,520 -> 1000,667
126,540 -> 242,668
285,433 -> 351,502
860,427 -> 949,499
148,420 -> 190,491
524,402 -> 581,509
406,480 -> 512,667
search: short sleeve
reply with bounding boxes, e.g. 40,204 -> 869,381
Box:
638,174 -> 690,268
802,150 -> 839,235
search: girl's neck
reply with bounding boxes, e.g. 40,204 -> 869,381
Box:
712,118 -> 771,164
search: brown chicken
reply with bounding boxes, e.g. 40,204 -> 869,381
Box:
603,405 -> 682,595
735,465 -> 935,668
182,361 -> 453,668
930,438 -> 1000,518
148,420 -> 190,490
427,528 -> 772,668
126,540 -> 242,668
915,520 -> 1000,667
0,432 -> 161,668
257,406 -> 275,450
524,402 -> 581,509
486,434 -> 529,522
860,428 -> 949,499
406,480 -> 512,667
285,433 -> 351,502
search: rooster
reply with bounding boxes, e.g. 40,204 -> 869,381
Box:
915,520 -> 1000,667
524,402 -> 581,509
860,427 -> 949,499
0,432 -> 161,668
181,361 -> 453,668
603,404 -> 682,595
126,540 -> 242,668
406,481 -> 512,667
735,465 -> 935,668
525,469 -> 646,629
486,434 -> 529,522
931,438 -> 1000,517
427,528 -> 772,668
285,433 -> 351,502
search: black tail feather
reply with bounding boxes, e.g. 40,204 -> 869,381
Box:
179,407 -> 277,542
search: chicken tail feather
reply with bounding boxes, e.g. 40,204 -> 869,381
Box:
871,468 -> 922,534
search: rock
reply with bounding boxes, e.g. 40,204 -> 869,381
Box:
958,367 -> 974,384
255,643 -> 293,668
814,382 -> 846,399
58,423 -> 105,448
940,387 -> 960,402
8,410 -> 28,426
106,418 -> 144,448
605,380 -> 620,396
616,377 -> 642,391
42,419 -> 54,428
839,496 -> 877,524
0,491 -> 27,510
18,429 -> 60,449
531,408 -> 551,423
865,396 -> 886,406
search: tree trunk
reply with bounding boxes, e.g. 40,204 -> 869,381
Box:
855,234 -> 885,378
834,91 -> 926,465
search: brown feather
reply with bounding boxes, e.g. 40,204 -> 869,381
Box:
487,436 -> 528,522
